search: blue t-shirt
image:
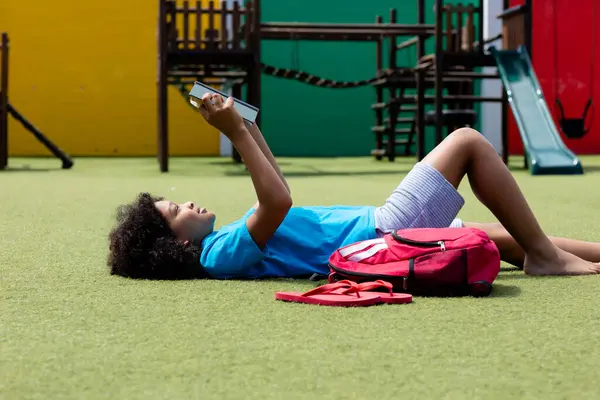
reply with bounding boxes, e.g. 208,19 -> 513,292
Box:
199,205 -> 377,279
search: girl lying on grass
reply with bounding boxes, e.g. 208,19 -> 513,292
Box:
107,93 -> 600,280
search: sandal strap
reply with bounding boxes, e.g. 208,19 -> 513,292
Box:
356,280 -> 394,295
301,280 -> 360,297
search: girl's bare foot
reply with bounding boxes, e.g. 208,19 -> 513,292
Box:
524,246 -> 600,276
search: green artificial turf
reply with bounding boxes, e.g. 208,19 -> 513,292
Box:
2,155 -> 600,399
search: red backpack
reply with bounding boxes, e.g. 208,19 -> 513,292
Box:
327,227 -> 501,297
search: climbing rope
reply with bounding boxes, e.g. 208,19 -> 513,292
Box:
259,64 -> 402,88
169,63 -> 416,107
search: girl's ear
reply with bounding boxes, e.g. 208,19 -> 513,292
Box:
182,240 -> 190,247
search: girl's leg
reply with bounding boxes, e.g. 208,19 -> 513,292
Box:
464,222 -> 600,268
423,127 -> 599,276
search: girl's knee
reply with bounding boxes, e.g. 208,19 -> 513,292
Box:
449,127 -> 483,142
449,128 -> 495,153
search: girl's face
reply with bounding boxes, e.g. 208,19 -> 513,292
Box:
155,200 -> 216,244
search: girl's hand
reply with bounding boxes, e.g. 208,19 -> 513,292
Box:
199,93 -> 246,139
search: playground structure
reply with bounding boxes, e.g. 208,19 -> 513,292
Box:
371,3 -> 504,162
0,33 -> 73,170
157,0 -> 434,171
157,0 -> 584,175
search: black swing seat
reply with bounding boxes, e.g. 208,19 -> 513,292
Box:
556,98 -> 593,139
425,109 -> 478,126
559,118 -> 587,139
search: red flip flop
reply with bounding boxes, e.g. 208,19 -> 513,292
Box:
275,280 -> 383,307
355,280 -> 413,304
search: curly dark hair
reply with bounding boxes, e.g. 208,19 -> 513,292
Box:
107,192 -> 207,280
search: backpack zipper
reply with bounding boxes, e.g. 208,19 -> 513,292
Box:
328,263 -> 410,289
392,231 -> 446,252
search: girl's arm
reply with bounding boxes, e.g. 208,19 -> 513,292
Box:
200,94 -> 292,248
247,123 -> 290,194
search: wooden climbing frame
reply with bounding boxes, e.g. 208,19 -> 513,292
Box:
157,0 -> 437,171
156,0 -> 531,170
422,0 -> 507,161
371,8 -> 431,161
372,1 -> 504,162
163,0 -> 257,54
157,0 -> 261,171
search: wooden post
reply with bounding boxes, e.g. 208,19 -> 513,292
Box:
168,0 -> 177,49
195,1 -> 202,49
416,0 -> 425,161
157,0 -> 169,172
389,9 -> 397,70
243,1 -> 252,49
221,1 -> 229,49
477,0 -> 485,51
0,33 -> 8,169
232,1 -> 241,49
183,0 -> 190,49
208,1 -> 215,49
374,15 -> 383,158
445,6 -> 453,51
464,5 -> 474,52
416,69 -> 425,161
386,8 -> 398,161
463,5 -> 475,112
434,0 -> 444,148
456,5 -> 463,52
